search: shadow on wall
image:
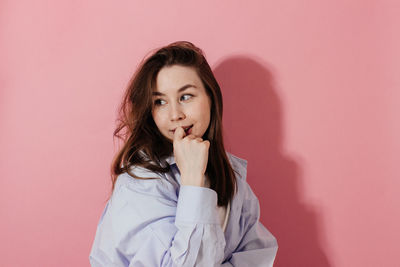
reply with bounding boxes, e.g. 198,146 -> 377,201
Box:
213,56 -> 331,267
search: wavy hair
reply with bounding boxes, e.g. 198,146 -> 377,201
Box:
111,41 -> 236,206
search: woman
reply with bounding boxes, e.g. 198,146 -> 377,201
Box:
89,41 -> 278,266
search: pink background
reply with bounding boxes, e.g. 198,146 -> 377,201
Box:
1,1 -> 399,266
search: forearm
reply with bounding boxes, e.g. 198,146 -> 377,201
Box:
171,185 -> 225,266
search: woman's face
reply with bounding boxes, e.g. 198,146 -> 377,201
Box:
152,65 -> 211,142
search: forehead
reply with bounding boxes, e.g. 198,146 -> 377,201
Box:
155,65 -> 202,93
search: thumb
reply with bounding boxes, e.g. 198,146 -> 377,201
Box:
173,126 -> 185,144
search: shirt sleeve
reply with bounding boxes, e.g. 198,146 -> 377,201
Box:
89,171 -> 226,267
221,181 -> 278,267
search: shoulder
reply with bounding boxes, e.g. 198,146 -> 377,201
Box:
226,152 -> 248,181
112,166 -> 178,206
226,152 -> 259,204
103,168 -> 178,239
90,169 -> 179,263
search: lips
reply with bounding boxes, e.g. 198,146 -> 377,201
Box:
171,125 -> 193,134
184,125 -> 193,135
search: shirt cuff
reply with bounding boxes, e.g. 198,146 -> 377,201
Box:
176,185 -> 219,224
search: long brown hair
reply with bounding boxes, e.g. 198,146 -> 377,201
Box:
111,41 -> 236,206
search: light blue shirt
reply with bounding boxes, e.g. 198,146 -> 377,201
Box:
89,153 -> 278,266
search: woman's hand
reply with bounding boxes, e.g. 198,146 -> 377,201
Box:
173,126 -> 210,187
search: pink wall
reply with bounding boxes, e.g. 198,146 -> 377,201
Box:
1,1 -> 399,266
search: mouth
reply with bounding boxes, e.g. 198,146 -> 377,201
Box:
184,125 -> 193,135
171,125 -> 193,135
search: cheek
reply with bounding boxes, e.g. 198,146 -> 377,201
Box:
152,111 -> 165,130
205,98 -> 212,120
198,99 -> 211,125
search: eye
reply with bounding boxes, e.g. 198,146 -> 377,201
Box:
180,94 -> 193,101
154,99 -> 166,106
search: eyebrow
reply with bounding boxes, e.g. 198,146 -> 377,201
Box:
152,84 -> 197,96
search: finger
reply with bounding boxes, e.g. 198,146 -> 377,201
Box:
173,127 -> 185,143
195,137 -> 203,142
185,134 -> 196,139
203,140 -> 210,148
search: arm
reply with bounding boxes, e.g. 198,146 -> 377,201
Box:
89,171 -> 225,267
222,182 -> 278,267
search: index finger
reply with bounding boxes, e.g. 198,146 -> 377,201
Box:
173,126 -> 185,143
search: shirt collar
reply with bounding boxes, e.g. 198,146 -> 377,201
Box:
136,149 -> 174,166
163,154 -> 176,166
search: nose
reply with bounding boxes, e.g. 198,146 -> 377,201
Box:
169,102 -> 186,121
